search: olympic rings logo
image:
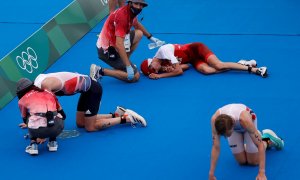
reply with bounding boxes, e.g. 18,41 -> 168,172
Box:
100,0 -> 108,6
16,47 -> 38,73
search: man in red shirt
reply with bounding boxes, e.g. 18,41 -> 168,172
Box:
91,0 -> 164,83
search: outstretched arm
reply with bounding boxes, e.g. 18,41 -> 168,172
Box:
240,111 -> 266,180
115,36 -> 135,81
135,21 -> 152,38
115,36 -> 131,67
18,103 -> 28,128
180,64 -> 190,71
209,112 -> 221,180
135,21 -> 164,44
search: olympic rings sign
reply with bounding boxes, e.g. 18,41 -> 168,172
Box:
16,47 -> 38,73
100,0 -> 108,6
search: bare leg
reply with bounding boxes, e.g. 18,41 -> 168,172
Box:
245,141 -> 268,165
233,151 -> 248,165
76,111 -> 85,128
103,68 -> 140,82
194,62 -> 219,74
207,54 -> 261,74
127,29 -> 143,58
246,153 -> 259,165
96,114 -> 113,119
83,114 -> 133,132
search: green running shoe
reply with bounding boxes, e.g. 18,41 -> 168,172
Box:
262,129 -> 284,150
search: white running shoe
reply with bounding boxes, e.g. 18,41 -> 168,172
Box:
125,109 -> 147,127
238,59 -> 257,67
256,67 -> 268,77
47,141 -> 58,152
262,129 -> 284,150
114,106 -> 126,117
25,143 -> 38,155
90,64 -> 103,81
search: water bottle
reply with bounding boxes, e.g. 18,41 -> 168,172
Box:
148,41 -> 166,49
124,34 -> 131,52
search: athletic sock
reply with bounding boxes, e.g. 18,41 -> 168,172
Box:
110,112 -> 116,118
120,115 -> 127,124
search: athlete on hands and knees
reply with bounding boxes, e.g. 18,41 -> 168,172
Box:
32,72 -> 147,132
209,103 -> 284,180
90,0 -> 165,83
16,78 -> 65,155
140,43 -> 268,79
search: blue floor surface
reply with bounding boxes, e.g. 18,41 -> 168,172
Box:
1,0 -> 300,179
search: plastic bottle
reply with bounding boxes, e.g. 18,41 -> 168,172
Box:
148,41 -> 166,49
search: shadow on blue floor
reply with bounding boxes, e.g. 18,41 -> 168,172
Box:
1,0 -> 300,179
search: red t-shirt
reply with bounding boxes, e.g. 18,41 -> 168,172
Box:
97,5 -> 138,50
18,89 -> 60,129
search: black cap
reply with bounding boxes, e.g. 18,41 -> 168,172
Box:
127,0 -> 148,7
16,78 -> 33,94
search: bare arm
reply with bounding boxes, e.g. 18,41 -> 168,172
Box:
180,64 -> 190,71
18,103 -> 28,128
149,63 -> 183,79
209,111 -> 221,180
135,21 -> 152,38
240,111 -> 266,179
115,36 -> 131,66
